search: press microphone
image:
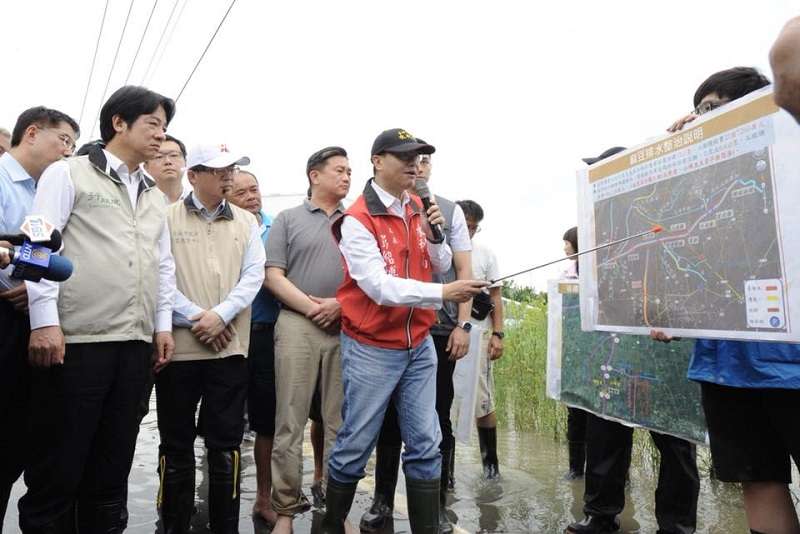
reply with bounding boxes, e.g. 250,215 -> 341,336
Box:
0,229 -> 62,250
414,178 -> 444,244
0,243 -> 74,282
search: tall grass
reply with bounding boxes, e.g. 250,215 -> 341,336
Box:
493,297 -> 671,473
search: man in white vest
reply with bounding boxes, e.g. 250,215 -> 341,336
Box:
21,85 -> 177,533
157,143 -> 264,534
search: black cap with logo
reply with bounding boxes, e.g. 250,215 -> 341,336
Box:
371,128 -> 436,156
582,146 -> 627,166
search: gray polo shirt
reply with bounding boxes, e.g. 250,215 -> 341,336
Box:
265,198 -> 345,298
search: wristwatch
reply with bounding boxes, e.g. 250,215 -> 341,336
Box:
457,321 -> 473,332
492,331 -> 505,339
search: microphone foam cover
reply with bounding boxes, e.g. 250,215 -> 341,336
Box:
414,178 -> 432,199
45,255 -> 74,282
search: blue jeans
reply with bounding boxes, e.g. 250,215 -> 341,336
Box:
328,333 -> 442,484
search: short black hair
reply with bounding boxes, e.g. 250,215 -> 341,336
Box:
162,134 -> 186,157
99,85 -> 175,143
563,226 -> 578,253
306,146 -> 348,178
11,106 -> 80,148
456,199 -> 484,222
693,67 -> 771,108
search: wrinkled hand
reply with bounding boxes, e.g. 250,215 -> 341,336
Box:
190,310 -> 226,344
447,326 -> 470,361
489,335 -> 504,360
0,283 -> 28,312
209,325 -> 234,353
0,241 -> 11,269
153,331 -> 175,373
307,296 -> 341,329
29,325 -> 65,367
442,280 -> 490,303
667,112 -> 697,133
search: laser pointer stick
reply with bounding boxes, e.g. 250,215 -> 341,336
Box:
491,224 -> 664,284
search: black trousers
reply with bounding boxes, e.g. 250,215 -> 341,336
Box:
375,333 -> 455,453
0,301 -> 31,524
19,340 -> 152,531
155,356 -> 248,453
583,413 -> 699,533
567,407 -> 588,443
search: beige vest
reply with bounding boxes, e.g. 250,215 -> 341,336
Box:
58,150 -> 167,344
168,197 -> 255,361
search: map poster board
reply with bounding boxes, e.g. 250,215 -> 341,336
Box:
577,88 -> 800,342
547,280 -> 707,443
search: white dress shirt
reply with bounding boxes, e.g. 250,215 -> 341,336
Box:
339,180 -> 452,309
26,149 -> 176,332
445,202 -> 471,253
172,195 -> 266,327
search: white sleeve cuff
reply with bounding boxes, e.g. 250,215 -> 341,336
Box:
29,301 -> 60,330
212,302 -> 236,325
155,311 -> 173,333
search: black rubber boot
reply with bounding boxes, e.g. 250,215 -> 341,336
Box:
447,447 -> 455,490
207,449 -> 241,534
406,477 -> 440,534
22,504 -> 77,534
157,450 -> 196,534
76,498 -> 127,534
477,427 -> 500,479
565,441 -> 586,480
438,451 -> 454,534
320,478 -> 358,534
565,515 -> 620,533
359,444 -> 401,532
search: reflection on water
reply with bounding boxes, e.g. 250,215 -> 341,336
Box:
4,395 -> 760,533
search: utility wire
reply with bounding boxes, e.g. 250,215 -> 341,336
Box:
175,0 -> 237,103
145,0 -> 188,85
124,0 -> 160,85
90,0 -> 137,138
140,0 -> 180,84
77,0 -> 111,134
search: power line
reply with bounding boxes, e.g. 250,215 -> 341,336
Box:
140,0 -> 180,84
90,0 -> 137,138
145,0 -> 188,85
77,0 -> 111,133
175,0 -> 238,103
124,0 -> 160,85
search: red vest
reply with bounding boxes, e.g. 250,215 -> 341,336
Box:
333,180 -> 436,350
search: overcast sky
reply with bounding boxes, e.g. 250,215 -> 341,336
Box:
2,1 -> 796,291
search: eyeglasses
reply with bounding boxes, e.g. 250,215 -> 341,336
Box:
191,165 -> 237,178
152,151 -> 185,162
694,99 -> 728,116
42,128 -> 77,152
467,224 -> 481,234
386,151 -> 421,163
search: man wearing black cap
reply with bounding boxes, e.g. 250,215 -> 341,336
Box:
566,148 -> 699,534
320,129 -> 487,534
359,143 -> 475,534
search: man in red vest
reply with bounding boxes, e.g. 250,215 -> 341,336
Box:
320,128 -> 487,534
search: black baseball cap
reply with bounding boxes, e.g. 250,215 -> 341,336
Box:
371,128 -> 436,156
582,146 -> 626,165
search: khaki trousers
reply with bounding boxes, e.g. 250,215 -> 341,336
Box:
270,309 -> 343,515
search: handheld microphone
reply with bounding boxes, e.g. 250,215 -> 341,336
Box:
414,178 -> 445,244
0,229 -> 62,251
0,243 -> 74,282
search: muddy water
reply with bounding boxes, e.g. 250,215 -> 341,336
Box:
4,396 -> 756,533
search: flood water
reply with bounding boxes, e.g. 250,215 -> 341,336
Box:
4,395 -> 763,533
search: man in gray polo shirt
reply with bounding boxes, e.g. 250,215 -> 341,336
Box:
266,146 -> 351,534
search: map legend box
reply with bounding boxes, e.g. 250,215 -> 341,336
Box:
745,279 -> 786,329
